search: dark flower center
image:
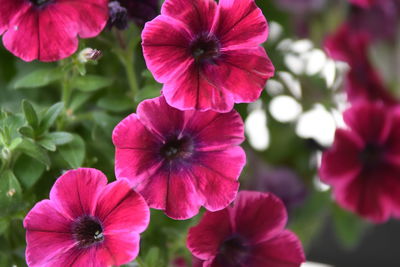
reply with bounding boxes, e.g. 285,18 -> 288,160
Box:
216,235 -> 250,266
30,0 -> 49,6
189,33 -> 220,64
72,215 -> 104,248
359,143 -> 383,168
160,135 -> 193,161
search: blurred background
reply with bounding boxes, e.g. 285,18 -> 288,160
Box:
0,0 -> 400,266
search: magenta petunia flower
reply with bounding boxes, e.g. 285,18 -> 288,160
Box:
320,101 -> 400,223
324,24 -> 398,106
141,0 -> 275,112
187,191 -> 305,266
0,0 -> 108,62
112,96 -> 246,220
24,168 -> 150,266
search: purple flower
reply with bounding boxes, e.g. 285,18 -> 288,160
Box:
141,0 -> 274,112
187,191 -> 306,266
112,96 -> 246,220
24,168 -> 150,266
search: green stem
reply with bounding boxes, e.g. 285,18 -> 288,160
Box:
124,53 -> 139,101
113,28 -> 141,104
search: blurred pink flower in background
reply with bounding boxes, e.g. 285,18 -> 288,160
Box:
325,24 -> 398,106
142,0 -> 274,112
320,102 -> 400,223
112,96 -> 246,220
0,0 -> 108,61
187,191 -> 305,266
24,168 -> 150,267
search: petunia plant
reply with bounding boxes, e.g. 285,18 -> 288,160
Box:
0,0 -> 400,266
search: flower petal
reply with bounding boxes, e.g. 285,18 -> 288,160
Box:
319,129 -> 363,186
37,4 -> 79,61
115,148 -> 163,187
136,96 -> 185,137
250,231 -> 305,266
100,232 -> 141,266
333,169 -> 392,223
215,0 -> 268,47
206,47 -> 274,103
0,0 -> 26,35
187,209 -> 232,260
165,167 -> 203,219
2,7 -> 40,62
24,200 -> 76,267
142,15 -> 193,83
113,113 -> 163,184
135,168 -> 169,210
343,101 -> 392,144
192,147 -> 245,211
49,168 -> 107,219
56,0 -> 108,38
162,63 -> 235,112
161,0 -> 217,33
232,191 -> 287,244
96,179 -> 150,234
186,109 -> 245,150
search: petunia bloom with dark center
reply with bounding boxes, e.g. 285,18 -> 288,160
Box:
24,168 -> 150,266
142,0 -> 275,112
320,101 -> 400,222
72,215 -> 104,248
0,0 -> 108,61
187,191 -> 306,266
112,96 -> 246,220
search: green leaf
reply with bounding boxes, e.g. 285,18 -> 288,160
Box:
13,68 -> 62,89
45,132 -> 73,145
18,126 -> 34,138
17,139 -> 50,168
144,247 -> 161,267
71,75 -> 113,92
14,154 -> 45,188
37,138 -> 56,151
332,204 -> 369,248
0,217 -> 9,235
97,94 -> 133,112
70,92 -> 92,112
58,134 -> 85,168
8,137 -> 22,150
39,102 -> 64,133
135,85 -> 161,103
22,100 -> 38,129
0,170 -> 22,216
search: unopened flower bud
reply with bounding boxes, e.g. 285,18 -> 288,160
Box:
78,48 -> 102,63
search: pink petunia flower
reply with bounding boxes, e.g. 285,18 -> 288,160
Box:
187,191 -> 305,266
141,0 -> 275,113
0,0 -> 108,62
324,24 -> 398,106
112,96 -> 246,220
24,168 -> 150,266
320,101 -> 400,223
